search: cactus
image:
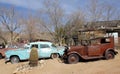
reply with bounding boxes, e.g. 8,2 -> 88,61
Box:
29,47 -> 39,67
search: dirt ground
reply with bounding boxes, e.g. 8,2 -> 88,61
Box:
0,50 -> 120,74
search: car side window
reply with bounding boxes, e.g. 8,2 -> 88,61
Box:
31,44 -> 38,48
40,44 -> 50,48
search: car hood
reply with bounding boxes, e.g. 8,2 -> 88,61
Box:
56,46 -> 65,50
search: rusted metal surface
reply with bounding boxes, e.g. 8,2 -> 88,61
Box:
63,36 -> 118,61
0,48 -> 16,58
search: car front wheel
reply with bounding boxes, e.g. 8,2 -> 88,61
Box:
10,56 -> 20,64
51,53 -> 59,59
67,54 -> 79,64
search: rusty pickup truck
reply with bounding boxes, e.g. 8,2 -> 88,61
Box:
63,36 -> 118,64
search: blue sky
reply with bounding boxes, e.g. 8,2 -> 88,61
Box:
0,0 -> 87,14
0,0 -> 120,16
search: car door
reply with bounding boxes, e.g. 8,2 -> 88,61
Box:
27,44 -> 39,59
88,39 -> 101,56
39,44 -> 51,58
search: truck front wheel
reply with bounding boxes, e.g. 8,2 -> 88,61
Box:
68,54 -> 79,64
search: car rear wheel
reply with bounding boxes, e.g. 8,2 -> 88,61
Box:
10,56 -> 20,64
68,54 -> 79,64
105,51 -> 115,60
51,53 -> 59,59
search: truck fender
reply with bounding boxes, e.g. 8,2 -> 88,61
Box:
67,51 -> 81,57
104,48 -> 116,56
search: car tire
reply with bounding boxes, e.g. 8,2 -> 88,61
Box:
105,51 -> 115,60
0,54 -> 2,59
51,53 -> 59,59
10,56 -> 20,64
68,54 -> 79,64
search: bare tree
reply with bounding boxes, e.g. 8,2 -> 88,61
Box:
21,15 -> 39,42
87,0 -> 103,26
87,0 -> 119,25
20,13 -> 55,42
0,6 -> 22,45
43,0 -> 65,45
64,10 -> 85,45
115,10 -> 120,20
43,0 -> 64,28
0,28 -> 7,44
35,17 -> 54,37
68,10 -> 85,29
103,3 -> 117,21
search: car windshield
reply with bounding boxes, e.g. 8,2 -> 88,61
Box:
51,44 -> 57,48
24,44 -> 30,49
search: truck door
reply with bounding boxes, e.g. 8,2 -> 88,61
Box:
87,39 -> 101,56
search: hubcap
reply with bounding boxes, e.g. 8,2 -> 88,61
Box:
70,56 -> 76,62
52,54 -> 58,58
108,54 -> 113,59
12,57 -> 18,63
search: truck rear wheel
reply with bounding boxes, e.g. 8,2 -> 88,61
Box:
105,51 -> 115,60
68,54 -> 79,64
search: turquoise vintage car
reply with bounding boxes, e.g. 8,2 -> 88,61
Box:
5,42 -> 65,64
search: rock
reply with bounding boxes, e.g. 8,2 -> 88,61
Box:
39,60 -> 45,64
13,60 -> 46,74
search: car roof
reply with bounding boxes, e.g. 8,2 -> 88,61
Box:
29,41 -> 52,45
